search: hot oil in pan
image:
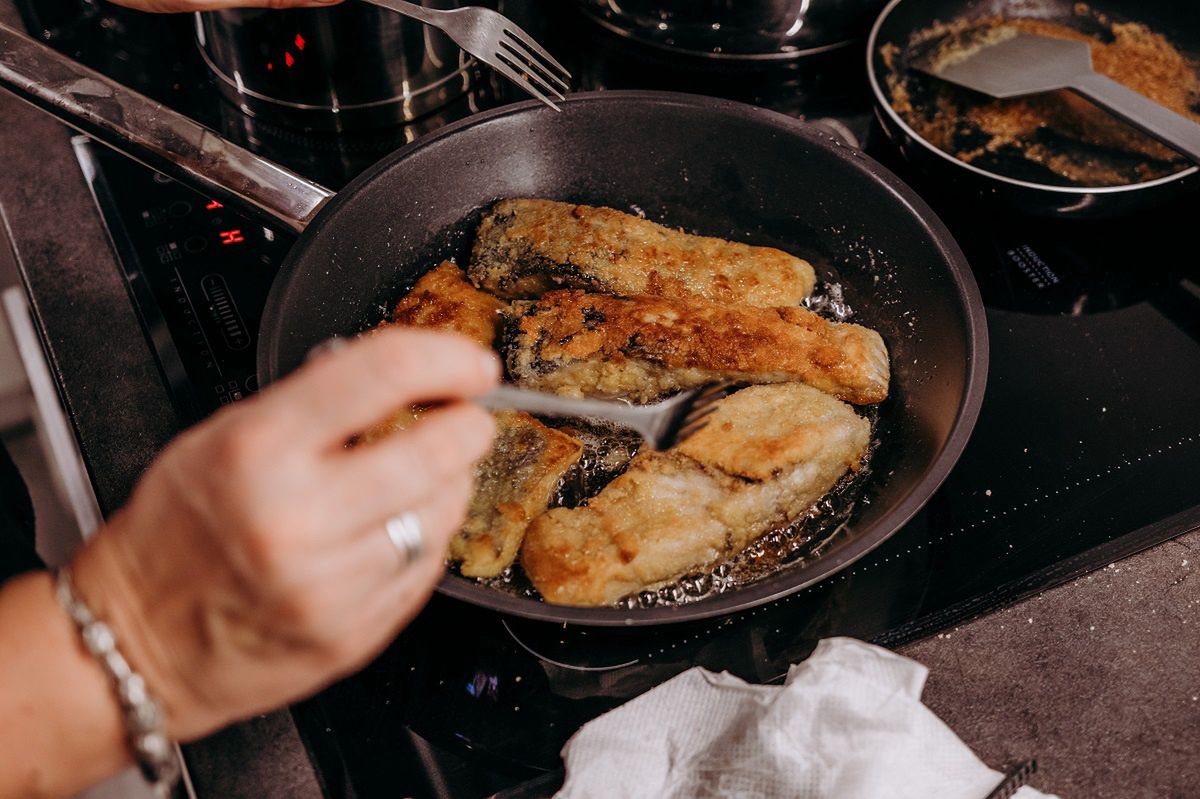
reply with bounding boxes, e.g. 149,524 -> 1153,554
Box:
462,281 -> 883,609
622,429 -> 880,610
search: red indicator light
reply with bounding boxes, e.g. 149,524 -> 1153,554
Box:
294,33 -> 306,51
285,52 -> 295,68
266,62 -> 274,72
205,200 -> 223,210
219,229 -> 245,246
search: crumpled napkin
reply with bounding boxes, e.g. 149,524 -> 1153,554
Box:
555,637 -> 1056,799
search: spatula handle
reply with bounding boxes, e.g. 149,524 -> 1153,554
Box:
1070,71 -> 1200,164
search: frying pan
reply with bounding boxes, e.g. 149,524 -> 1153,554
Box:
868,0 -> 1200,218
0,23 -> 987,626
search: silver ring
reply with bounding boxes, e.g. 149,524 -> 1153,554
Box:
383,512 -> 424,568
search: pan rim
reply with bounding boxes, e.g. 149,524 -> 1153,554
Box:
866,0 -> 1200,197
575,9 -> 861,62
258,90 -> 989,627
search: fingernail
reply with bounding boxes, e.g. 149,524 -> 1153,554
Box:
306,336 -> 347,362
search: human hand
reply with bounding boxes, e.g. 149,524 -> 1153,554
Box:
70,327 -> 498,740
107,0 -> 342,13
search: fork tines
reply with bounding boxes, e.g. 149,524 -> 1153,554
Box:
492,26 -> 571,110
672,381 -> 742,445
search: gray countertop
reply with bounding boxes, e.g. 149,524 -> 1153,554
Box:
900,532 -> 1199,798
1,20 -> 1197,797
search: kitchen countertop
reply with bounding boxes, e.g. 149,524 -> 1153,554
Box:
1,21 -> 1197,797
902,533 -> 1199,798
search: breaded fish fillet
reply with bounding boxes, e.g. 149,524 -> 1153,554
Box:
359,261 -> 506,445
390,260 -> 505,348
452,410 -> 583,577
506,290 -> 889,405
674,383 -> 870,482
522,452 -> 737,606
470,198 -> 816,307
356,406 -> 422,446
521,384 -> 870,606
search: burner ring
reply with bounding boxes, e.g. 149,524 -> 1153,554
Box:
500,619 -> 642,672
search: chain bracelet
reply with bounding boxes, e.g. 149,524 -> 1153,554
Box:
54,568 -> 181,798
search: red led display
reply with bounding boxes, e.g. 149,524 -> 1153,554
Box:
219,229 -> 245,246
265,33 -> 307,75
205,200 -> 223,211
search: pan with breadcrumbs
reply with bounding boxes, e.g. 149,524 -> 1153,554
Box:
868,0 -> 1200,218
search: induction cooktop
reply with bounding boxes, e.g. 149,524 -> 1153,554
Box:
22,1 -> 1200,796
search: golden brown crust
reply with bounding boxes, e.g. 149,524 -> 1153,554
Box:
452,411 -> 583,577
390,260 -> 505,349
506,291 -> 889,405
520,452 -> 738,606
470,198 -> 816,307
356,406 -> 423,446
676,383 -> 864,481
520,384 -> 870,606
360,262 -> 505,444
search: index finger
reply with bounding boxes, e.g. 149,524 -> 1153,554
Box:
254,327 -> 500,448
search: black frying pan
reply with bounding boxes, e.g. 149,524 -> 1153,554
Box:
0,25 -> 988,627
868,0 -> 1200,218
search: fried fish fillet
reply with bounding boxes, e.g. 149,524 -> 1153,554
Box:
389,260 -> 505,348
359,261 -> 506,445
470,198 -> 816,307
674,383 -> 869,482
364,266 -> 582,576
506,290 -> 889,405
356,406 -> 422,446
520,384 -> 870,606
452,410 -> 583,578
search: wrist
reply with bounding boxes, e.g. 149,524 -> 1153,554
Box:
0,571 -> 130,797
55,565 -> 180,795
70,518 -> 197,739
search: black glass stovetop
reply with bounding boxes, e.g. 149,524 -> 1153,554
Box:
21,1 -> 1200,797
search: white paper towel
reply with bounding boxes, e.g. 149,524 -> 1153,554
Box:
555,637 -> 1056,799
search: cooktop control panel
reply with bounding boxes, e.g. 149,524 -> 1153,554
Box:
75,139 -> 294,422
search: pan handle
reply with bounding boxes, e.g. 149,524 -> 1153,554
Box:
0,22 -> 333,234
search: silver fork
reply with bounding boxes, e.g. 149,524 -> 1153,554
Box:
475,383 -> 739,450
360,0 -> 571,110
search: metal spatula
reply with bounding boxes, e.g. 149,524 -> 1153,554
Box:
916,30 -> 1200,163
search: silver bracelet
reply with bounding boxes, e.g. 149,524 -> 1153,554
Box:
54,567 -> 181,798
